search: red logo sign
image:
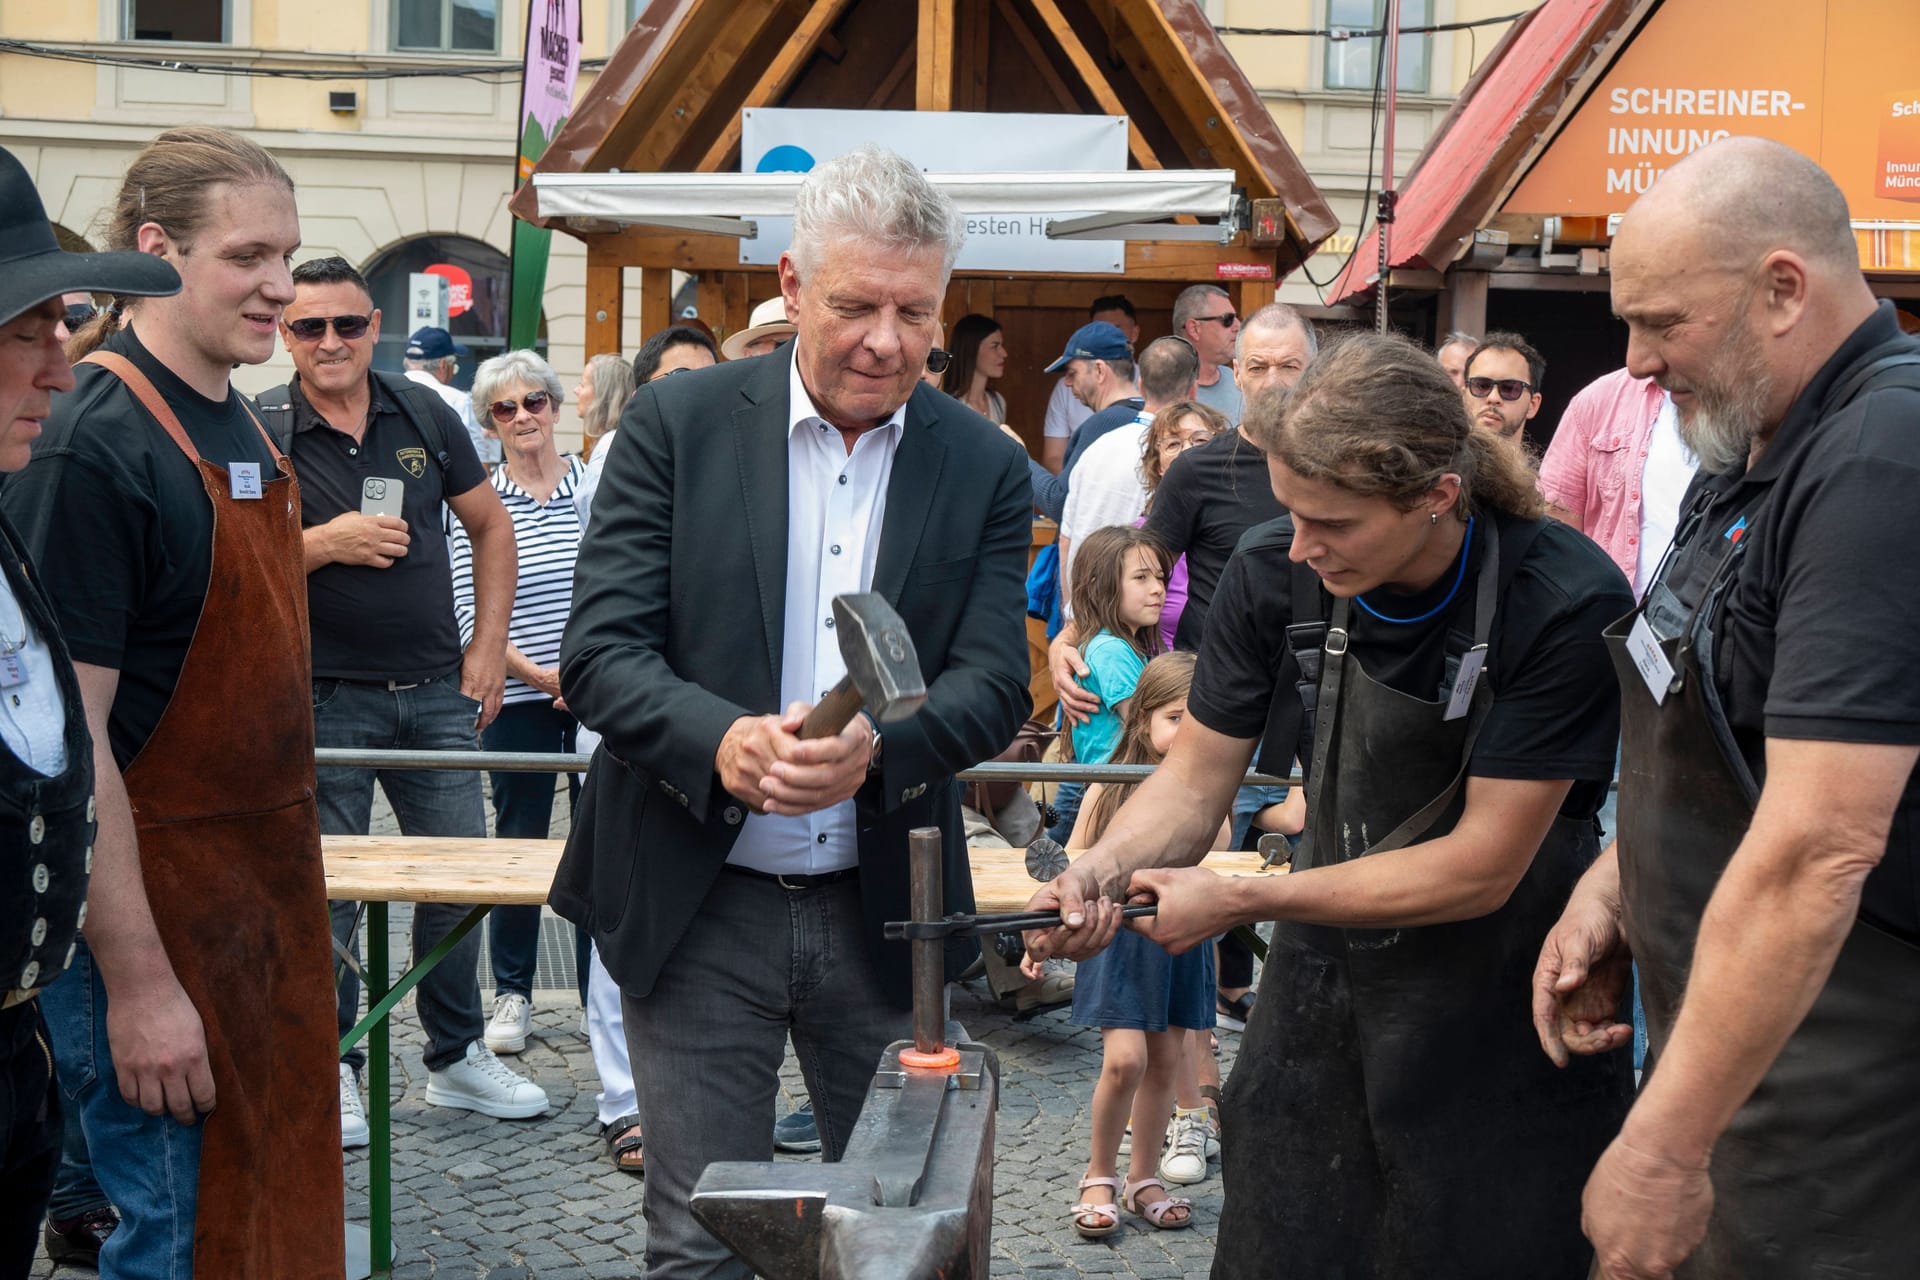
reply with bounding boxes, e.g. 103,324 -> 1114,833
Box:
1215,262 -> 1275,280
424,263 -> 474,317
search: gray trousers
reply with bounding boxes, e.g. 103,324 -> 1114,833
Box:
621,870 -> 913,1280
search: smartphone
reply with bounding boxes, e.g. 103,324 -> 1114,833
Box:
360,476 -> 404,519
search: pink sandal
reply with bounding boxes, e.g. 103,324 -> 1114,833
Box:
1123,1176 -> 1193,1231
1071,1176 -> 1122,1238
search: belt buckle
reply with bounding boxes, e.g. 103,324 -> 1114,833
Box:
776,873 -> 806,890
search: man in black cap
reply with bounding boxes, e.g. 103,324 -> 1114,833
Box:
403,325 -> 492,466
0,142 -> 180,1277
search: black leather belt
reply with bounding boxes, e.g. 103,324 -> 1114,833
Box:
723,864 -> 859,890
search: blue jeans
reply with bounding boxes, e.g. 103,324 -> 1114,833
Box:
314,675 -> 488,1074
40,939 -> 203,1280
46,1079 -> 109,1219
480,700 -> 586,1004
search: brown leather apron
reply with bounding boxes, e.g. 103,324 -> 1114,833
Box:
82,352 -> 345,1277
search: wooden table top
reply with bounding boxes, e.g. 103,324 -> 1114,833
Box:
321,836 -> 1286,910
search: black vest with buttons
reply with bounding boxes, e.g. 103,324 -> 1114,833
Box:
0,511 -> 95,999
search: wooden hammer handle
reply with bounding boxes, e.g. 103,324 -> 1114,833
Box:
799,676 -> 865,740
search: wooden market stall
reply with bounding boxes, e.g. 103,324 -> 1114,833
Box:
509,0 -> 1337,447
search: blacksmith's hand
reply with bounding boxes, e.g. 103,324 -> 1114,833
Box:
1048,636 -> 1099,727
755,702 -> 871,816
1532,881 -> 1634,1067
1124,866 -> 1231,955
1584,1132 -> 1712,1279
1022,851 -> 1124,964
107,971 -> 216,1126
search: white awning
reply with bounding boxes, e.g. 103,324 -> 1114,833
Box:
529,169 -> 1241,242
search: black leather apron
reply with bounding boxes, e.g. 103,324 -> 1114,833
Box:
1607,485 -> 1920,1278
1214,518 -> 1631,1280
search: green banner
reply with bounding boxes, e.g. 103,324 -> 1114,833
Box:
508,0 -> 581,353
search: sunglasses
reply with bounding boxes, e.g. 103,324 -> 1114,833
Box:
488,390 -> 553,424
1192,312 -> 1238,329
925,348 -> 952,375
1464,376 -> 1535,402
285,314 -> 372,342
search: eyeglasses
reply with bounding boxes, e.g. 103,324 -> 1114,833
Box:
925,348 -> 952,376
1464,376 -> 1535,402
488,390 -> 553,424
285,314 -> 372,342
1192,312 -> 1238,329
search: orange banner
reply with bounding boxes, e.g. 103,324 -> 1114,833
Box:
1506,0 -> 1920,249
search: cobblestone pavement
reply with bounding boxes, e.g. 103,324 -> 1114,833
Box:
35,779 -> 1245,1279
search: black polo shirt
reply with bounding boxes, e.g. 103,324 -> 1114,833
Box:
286,373 -> 487,681
1664,302 -> 1920,938
1189,512 -> 1631,819
1145,427 -> 1284,651
1,326 -> 282,767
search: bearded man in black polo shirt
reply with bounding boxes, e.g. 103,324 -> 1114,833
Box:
1536,137 -> 1920,1278
266,257 -> 543,1146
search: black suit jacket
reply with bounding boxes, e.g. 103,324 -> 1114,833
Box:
551,347 -> 1034,1008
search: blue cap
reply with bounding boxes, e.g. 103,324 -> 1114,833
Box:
1044,321 -> 1133,373
405,326 -> 469,360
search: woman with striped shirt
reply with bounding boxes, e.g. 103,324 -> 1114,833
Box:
449,351 -> 589,1062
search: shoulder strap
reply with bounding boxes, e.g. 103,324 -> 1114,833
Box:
1826,350 -> 1920,409
81,351 -> 281,465
374,372 -> 453,475
254,382 -> 296,456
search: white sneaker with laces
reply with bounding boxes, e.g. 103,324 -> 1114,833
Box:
484,992 -> 533,1055
425,1041 -> 550,1119
339,1063 -> 369,1149
1158,1107 -> 1211,1185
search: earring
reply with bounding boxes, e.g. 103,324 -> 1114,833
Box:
1430,512 -> 1439,525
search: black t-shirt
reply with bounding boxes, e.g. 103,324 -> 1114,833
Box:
1664,302 -> 1920,936
1189,512 -> 1632,818
1144,427 -> 1284,651
0,326 -> 283,768
286,373 -> 486,681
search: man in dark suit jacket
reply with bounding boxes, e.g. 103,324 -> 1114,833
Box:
552,146 -> 1032,1280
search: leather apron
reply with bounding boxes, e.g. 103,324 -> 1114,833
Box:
82,353 -> 345,1278
1607,487 -> 1920,1278
1214,518 -> 1631,1280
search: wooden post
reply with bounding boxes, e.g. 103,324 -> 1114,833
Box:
917,0 -> 955,110
722,272 -> 751,345
1441,269 -> 1490,339
1235,277 -> 1277,316
639,266 -> 672,346
696,275 -> 725,332
584,249 -> 623,360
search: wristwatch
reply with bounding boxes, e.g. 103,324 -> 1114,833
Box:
861,711 -> 883,773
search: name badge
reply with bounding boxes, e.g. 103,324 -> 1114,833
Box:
0,650 -> 26,689
1627,613 -> 1677,705
229,461 -> 263,499
1443,646 -> 1486,721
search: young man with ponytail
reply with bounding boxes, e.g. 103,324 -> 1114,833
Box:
4,127 -> 343,1279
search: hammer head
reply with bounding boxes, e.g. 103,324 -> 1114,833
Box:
833,593 -> 927,723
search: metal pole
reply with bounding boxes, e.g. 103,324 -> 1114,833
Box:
905,828 -> 946,1060
1376,0 -> 1402,334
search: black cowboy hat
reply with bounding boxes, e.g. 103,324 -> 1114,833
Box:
0,144 -> 181,327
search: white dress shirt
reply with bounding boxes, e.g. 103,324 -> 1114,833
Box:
726,357 -> 905,876
0,576 -> 66,777
1058,413 -> 1154,603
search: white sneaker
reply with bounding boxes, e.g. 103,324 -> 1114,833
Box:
1158,1107 -> 1210,1185
340,1064 -> 369,1149
425,1041 -> 550,1119
484,993 -> 532,1055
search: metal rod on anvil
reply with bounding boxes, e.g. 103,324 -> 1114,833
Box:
902,827 -> 961,1070
885,903 -> 1158,941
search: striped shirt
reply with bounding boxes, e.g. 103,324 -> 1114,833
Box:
448,456 -> 586,706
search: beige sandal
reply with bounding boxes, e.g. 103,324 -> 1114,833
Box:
1071,1176 -> 1122,1238
1123,1176 -> 1193,1230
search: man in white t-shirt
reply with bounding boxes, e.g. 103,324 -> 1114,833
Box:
1057,336 -> 1199,595
404,326 -> 496,466
1042,294 -> 1138,472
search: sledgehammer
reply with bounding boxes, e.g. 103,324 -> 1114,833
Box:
799,593 -> 927,739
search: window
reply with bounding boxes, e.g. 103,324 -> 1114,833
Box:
1324,0 -> 1431,95
124,0 -> 229,42
361,235 -> 545,385
394,0 -> 499,53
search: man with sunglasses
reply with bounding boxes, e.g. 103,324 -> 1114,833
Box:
1174,284 -> 1243,424
267,257 -> 542,1147
1462,332 -> 1546,443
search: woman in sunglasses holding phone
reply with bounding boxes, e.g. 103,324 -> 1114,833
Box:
444,351 -> 596,1062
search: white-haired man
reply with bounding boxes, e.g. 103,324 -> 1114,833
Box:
554,145 -> 1032,1279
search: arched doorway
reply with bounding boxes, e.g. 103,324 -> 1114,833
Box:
361,234 -> 547,393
